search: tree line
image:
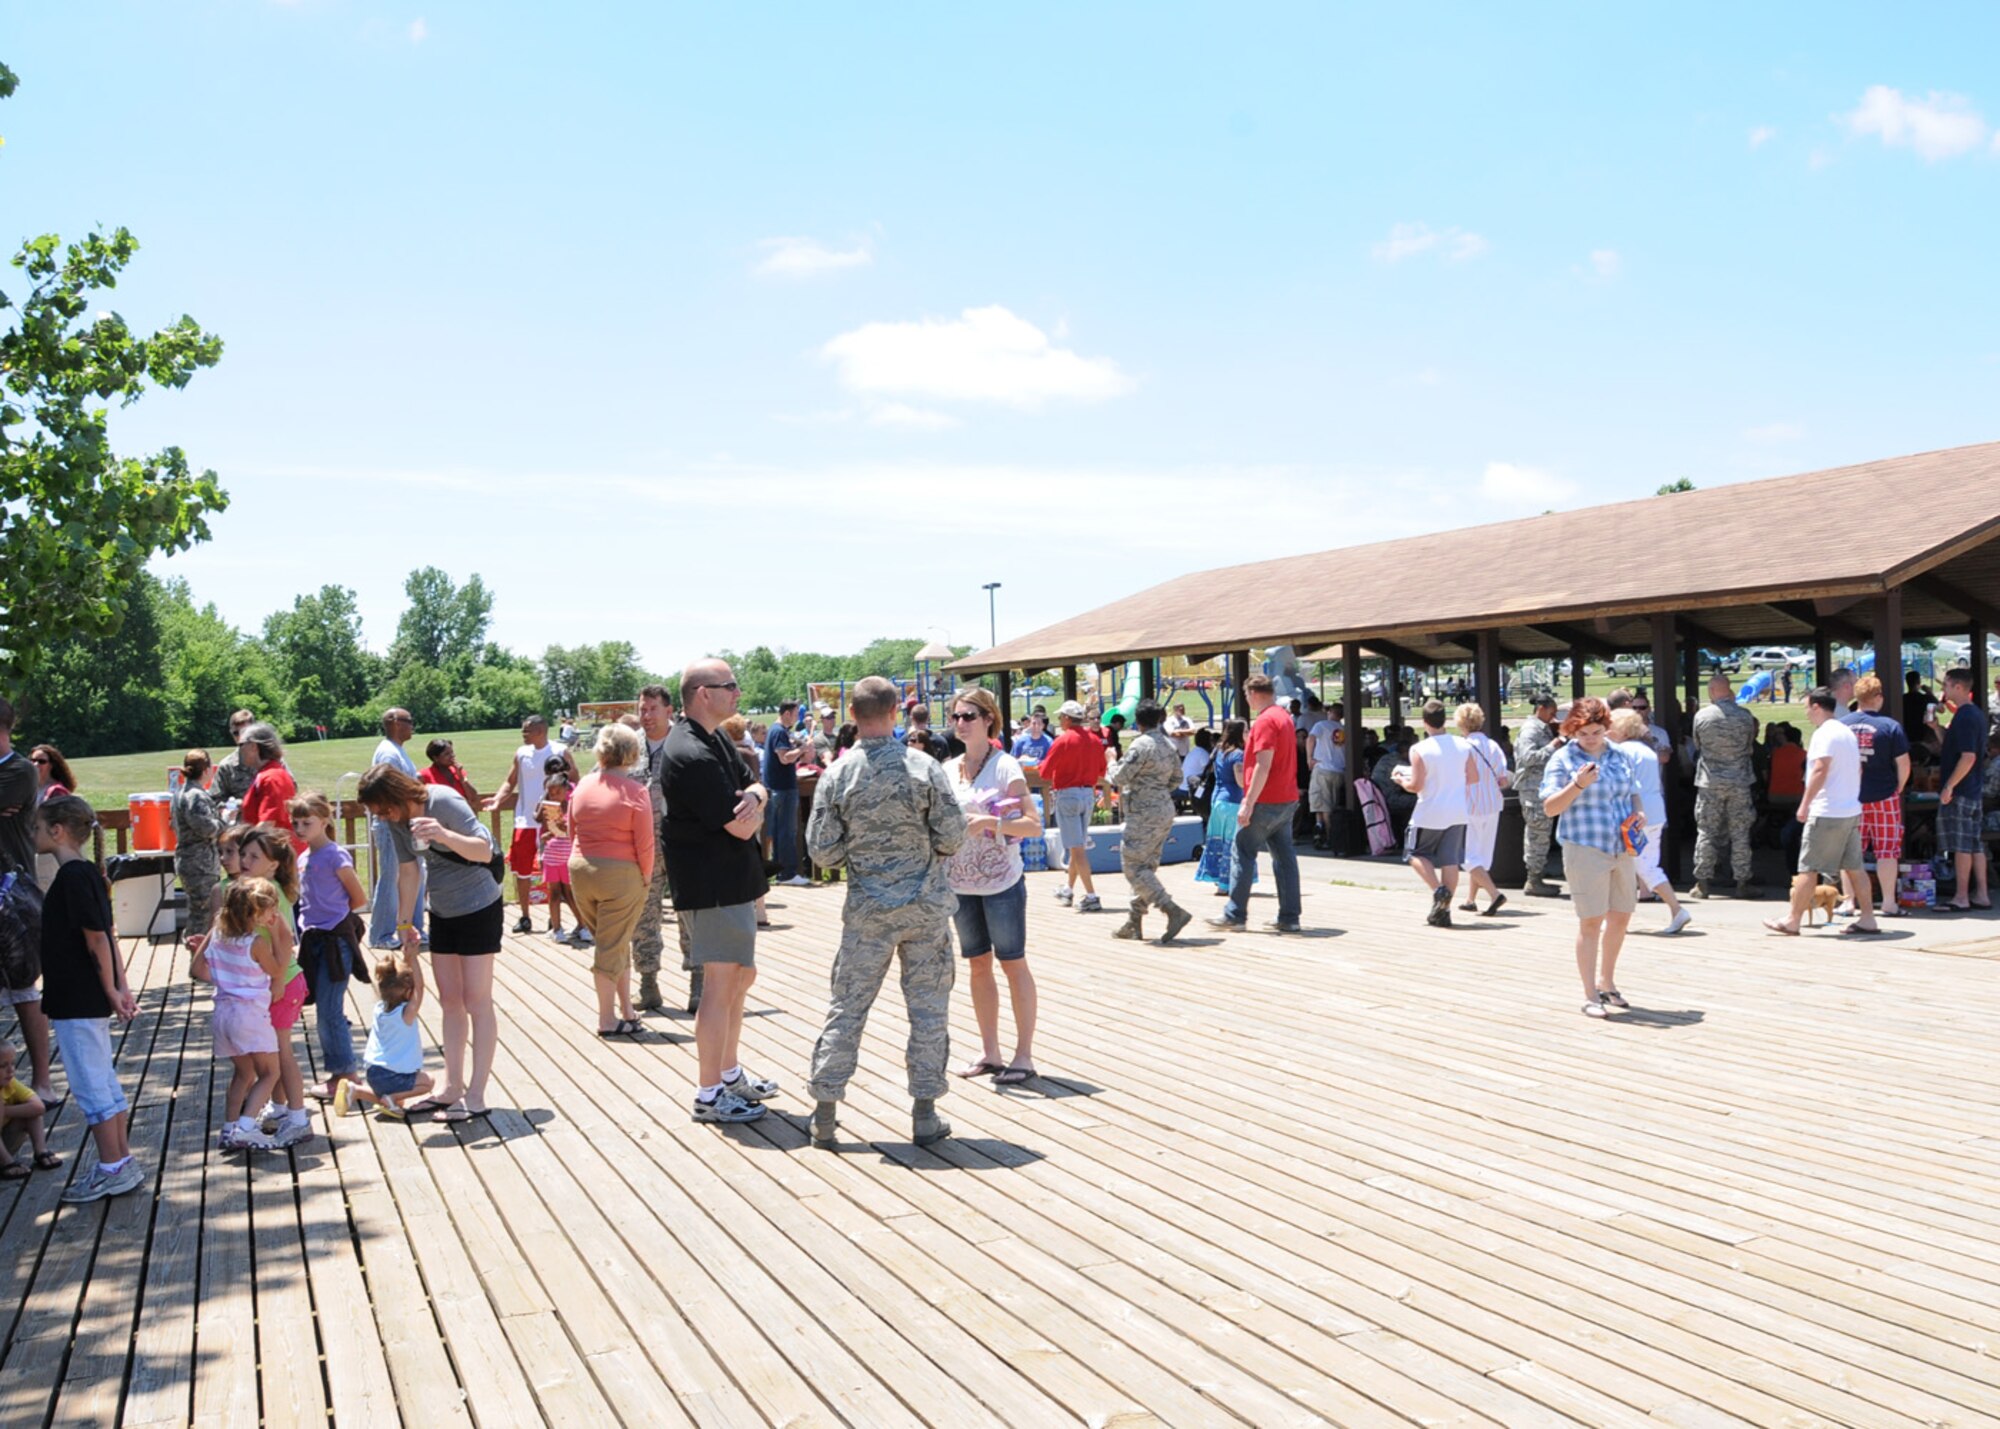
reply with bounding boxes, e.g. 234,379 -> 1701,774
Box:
18,563 -> 971,758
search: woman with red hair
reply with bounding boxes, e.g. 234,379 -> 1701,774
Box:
1539,698 -> 1646,1017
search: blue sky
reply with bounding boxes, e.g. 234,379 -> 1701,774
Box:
7,3 -> 1998,670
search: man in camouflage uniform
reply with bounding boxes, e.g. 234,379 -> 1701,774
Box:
1512,694 -> 1562,897
1104,700 -> 1194,943
211,709 -> 258,804
806,676 -> 967,1150
1690,672 -> 1760,898
633,684 -> 677,1012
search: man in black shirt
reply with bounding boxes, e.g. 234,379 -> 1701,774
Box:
661,659 -> 775,1125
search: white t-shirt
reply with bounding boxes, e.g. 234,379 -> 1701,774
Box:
1308,719 -> 1345,773
1806,718 -> 1862,819
513,742 -> 565,820
1181,745 -> 1211,791
942,750 -> 1027,893
1408,732 -> 1472,830
1164,713 -> 1194,757
1614,739 -> 1667,830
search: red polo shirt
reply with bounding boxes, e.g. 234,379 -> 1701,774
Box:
1246,705 -> 1299,804
1039,727 -> 1107,790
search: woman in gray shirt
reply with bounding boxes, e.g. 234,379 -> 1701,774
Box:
357,766 -> 500,1122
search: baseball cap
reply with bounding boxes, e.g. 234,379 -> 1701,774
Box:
1532,693 -> 1558,709
1058,699 -> 1087,721
816,704 -> 835,717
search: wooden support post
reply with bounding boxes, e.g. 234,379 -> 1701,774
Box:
1342,642 -> 1364,732
1872,590 -> 1903,710
1570,649 -> 1587,703
1974,623 -> 1989,710
1230,650 -> 1251,719
1475,629 -> 1502,731
1386,658 -> 1403,731
1062,665 -> 1078,702
1649,614 -> 1680,736
1814,630 -> 1834,691
1682,639 -> 1700,727
996,670 -> 1015,727
1139,658 -> 1156,702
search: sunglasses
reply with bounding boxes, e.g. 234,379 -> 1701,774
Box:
949,711 -> 984,723
30,756 -> 49,765
694,682 -> 740,693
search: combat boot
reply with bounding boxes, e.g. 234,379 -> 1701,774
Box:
636,973 -> 664,1013
1111,910 -> 1145,940
1158,902 -> 1193,943
912,1098 -> 951,1147
811,1100 -> 838,1150
685,965 -> 704,1014
1525,878 -> 1560,897
1735,881 -> 1758,900
1690,879 -> 1712,899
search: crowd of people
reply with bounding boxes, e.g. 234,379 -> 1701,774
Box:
2,653 -> 1998,1199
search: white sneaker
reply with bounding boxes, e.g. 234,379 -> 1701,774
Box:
273,1115 -> 313,1149
1054,887 -> 1073,905
233,1125 -> 278,1151
692,1090 -> 765,1123
780,875 -> 813,888
722,1068 -> 779,1102
257,1100 -> 284,1129
1078,893 -> 1101,912
573,928 -> 594,945
1663,908 -> 1692,935
551,928 -> 573,945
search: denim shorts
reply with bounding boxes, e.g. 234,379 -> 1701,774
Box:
52,1018 -> 129,1127
367,1065 -> 420,1097
1053,787 -> 1095,854
953,877 -> 1028,961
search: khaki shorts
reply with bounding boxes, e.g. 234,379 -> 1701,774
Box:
1308,767 -> 1344,815
1799,814 -> 1863,879
1563,843 -> 1638,920
683,903 -> 758,967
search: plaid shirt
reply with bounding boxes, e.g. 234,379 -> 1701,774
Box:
1540,741 -> 1641,854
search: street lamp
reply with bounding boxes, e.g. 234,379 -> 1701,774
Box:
982,582 -> 1002,648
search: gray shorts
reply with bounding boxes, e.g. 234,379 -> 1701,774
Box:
1408,823 -> 1466,867
682,903 -> 758,967
1053,787 -> 1094,855
1799,814 -> 1863,878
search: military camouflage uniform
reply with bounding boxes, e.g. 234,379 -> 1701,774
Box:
1691,696 -> 1759,886
806,736 -> 967,1103
171,784 -> 223,938
211,751 -> 255,805
632,731 -> 671,1007
1512,717 -> 1560,886
1105,727 -> 1186,933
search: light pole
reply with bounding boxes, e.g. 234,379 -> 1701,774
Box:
982,582 -> 1002,648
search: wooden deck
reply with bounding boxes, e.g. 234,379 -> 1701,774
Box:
5,854 -> 2000,1427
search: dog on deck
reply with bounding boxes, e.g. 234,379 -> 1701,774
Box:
1805,881 -> 1843,926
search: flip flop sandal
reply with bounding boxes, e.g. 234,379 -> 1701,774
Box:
32,1152 -> 61,1171
439,1104 -> 484,1123
955,1060 -> 1007,1078
0,1162 -> 29,1181
992,1067 -> 1038,1085
1761,918 -> 1800,936
1840,923 -> 1883,935
403,1097 -> 453,1116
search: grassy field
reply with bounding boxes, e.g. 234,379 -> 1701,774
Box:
62,727 -> 542,809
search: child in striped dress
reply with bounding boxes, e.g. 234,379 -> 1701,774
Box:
537,769 -> 584,945
198,877 -> 286,1152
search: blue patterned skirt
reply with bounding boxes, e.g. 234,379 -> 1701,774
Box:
1196,795 -> 1256,887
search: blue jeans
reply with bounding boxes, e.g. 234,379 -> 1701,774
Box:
952,877 -> 1028,960
767,788 -> 801,880
1224,799 -> 1302,925
369,818 -> 425,946
309,929 -> 359,1077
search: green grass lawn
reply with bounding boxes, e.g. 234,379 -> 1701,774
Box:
63,727 -> 548,808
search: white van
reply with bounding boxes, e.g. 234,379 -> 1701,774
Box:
1743,647 -> 1801,671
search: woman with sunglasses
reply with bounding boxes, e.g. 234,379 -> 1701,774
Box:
1539,697 -> 1646,1017
942,689 -> 1044,1083
29,746 -> 75,804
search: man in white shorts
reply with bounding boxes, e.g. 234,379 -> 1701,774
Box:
1394,700 -> 1475,928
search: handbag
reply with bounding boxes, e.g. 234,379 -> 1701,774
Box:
1620,811 -> 1648,856
431,836 -> 506,883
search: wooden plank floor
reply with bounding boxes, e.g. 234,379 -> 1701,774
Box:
4,851 -> 2000,1426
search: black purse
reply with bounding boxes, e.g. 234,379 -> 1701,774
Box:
431,837 -> 506,883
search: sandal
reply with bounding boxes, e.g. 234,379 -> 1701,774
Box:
992,1066 -> 1038,1085
0,1162 -> 28,1181
439,1104 -> 484,1123
955,1059 -> 1007,1078
1597,989 -> 1629,1010
33,1152 -> 61,1171
1841,923 -> 1882,936
596,1019 -> 644,1038
1761,917 -> 1800,936
403,1097 -> 453,1116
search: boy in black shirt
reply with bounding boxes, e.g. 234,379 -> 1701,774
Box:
36,796 -> 143,1202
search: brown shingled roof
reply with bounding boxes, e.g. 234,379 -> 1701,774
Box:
951,441 -> 2000,674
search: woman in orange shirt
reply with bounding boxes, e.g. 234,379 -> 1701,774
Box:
566,723 -> 655,1037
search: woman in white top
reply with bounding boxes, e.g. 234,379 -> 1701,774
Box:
943,688 -> 1045,1085
1453,704 -> 1512,916
1609,709 -> 1690,934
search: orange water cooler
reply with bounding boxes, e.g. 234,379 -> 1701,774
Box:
129,793 -> 177,852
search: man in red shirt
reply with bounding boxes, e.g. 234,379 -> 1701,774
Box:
237,723 -> 303,853
1040,700 -> 1107,912
1210,673 -> 1305,933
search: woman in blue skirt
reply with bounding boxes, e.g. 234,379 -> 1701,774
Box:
1197,720 -> 1257,893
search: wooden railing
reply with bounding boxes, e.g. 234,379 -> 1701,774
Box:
92,799 -> 511,878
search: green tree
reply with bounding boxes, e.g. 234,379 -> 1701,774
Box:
1656,477 -> 1696,495
156,578 -> 291,744
0,65 -> 227,691
263,585 -> 379,721
388,567 -> 493,669
540,641 -> 648,712
19,570 -> 172,757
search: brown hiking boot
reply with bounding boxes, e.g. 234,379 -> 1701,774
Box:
1111,911 -> 1144,940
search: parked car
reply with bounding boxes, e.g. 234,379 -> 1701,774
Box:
1742,646 -> 1802,671
1600,655 -> 1649,679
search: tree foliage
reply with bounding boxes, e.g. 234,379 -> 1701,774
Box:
1656,477 -> 1696,495
264,585 -> 380,724
389,567 -> 492,669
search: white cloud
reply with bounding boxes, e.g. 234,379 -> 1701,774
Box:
408,18 -> 427,43
1371,222 -> 1489,263
1841,85 -> 1990,161
754,236 -> 873,278
822,305 -> 1135,408
868,402 -> 959,430
1748,125 -> 1777,149
1587,248 -> 1621,280
1745,421 -> 1804,443
1479,461 -> 1574,508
